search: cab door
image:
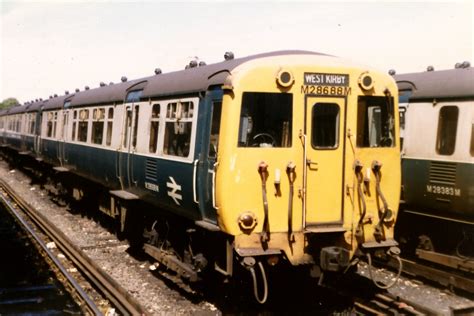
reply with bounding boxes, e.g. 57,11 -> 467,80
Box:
197,89 -> 223,224
304,97 -> 346,229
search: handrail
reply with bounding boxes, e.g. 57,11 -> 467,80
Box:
193,159 -> 199,204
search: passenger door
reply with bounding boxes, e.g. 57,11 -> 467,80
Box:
34,112 -> 42,155
304,97 -> 346,230
118,105 -> 139,189
57,110 -> 69,165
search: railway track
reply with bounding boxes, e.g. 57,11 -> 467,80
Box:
323,270 -> 439,315
0,178 -> 147,315
374,253 -> 474,295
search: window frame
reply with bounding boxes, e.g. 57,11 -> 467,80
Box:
470,123 -> 474,157
237,92 -> 293,148
435,105 -> 459,156
77,109 -> 90,143
91,107 -> 106,145
311,102 -> 340,150
356,95 -> 396,148
149,103 -> 161,153
105,107 -> 114,147
163,100 -> 195,158
44,111 -> 58,139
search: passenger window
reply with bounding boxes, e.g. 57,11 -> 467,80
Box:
209,101 -> 222,157
163,101 -> 193,157
149,104 -> 160,153
132,105 -> 139,148
436,106 -> 458,155
470,124 -> 474,157
46,112 -> 56,138
399,106 -> 407,150
29,114 -> 35,135
311,103 -> 339,149
92,108 -> 105,145
16,115 -> 21,133
78,109 -> 89,142
123,108 -> 132,147
357,96 -> 395,147
72,110 -> 77,141
238,92 -> 292,147
60,112 -> 68,139
106,108 -> 114,146
399,107 -> 406,130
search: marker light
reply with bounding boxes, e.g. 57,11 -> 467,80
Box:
276,69 -> 294,88
358,72 -> 374,90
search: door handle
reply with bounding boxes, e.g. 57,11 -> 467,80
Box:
306,159 -> 318,168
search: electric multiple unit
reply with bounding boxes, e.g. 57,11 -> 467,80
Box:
0,51 -> 401,302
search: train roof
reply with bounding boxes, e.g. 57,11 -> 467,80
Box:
6,104 -> 29,115
43,94 -> 75,111
25,99 -> 47,112
394,67 -> 474,100
69,50 -> 325,107
4,50 -> 328,113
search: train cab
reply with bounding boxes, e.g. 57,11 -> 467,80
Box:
212,53 -> 401,274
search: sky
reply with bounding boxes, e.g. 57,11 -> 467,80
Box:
1,1 -> 473,103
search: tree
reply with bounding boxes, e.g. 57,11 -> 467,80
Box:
0,98 -> 20,110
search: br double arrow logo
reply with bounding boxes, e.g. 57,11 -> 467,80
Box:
167,176 -> 182,205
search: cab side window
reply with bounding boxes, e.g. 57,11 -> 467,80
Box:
209,101 -> 222,157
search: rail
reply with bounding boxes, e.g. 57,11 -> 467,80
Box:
0,179 -> 147,315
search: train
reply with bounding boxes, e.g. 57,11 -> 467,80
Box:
393,64 -> 473,273
0,50 -> 402,303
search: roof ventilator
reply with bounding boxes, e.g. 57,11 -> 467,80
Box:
455,61 -> 470,69
224,51 -> 234,60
